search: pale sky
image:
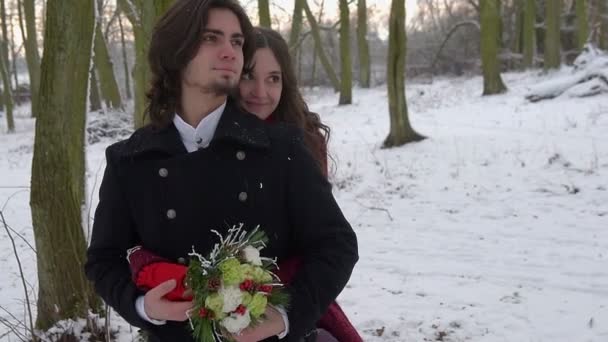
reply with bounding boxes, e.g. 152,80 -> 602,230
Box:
242,0 -> 419,38
255,0 -> 419,18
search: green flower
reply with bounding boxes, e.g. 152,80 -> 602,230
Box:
240,264 -> 255,279
241,292 -> 253,306
252,266 -> 272,283
205,293 -> 225,319
219,258 -> 243,285
248,293 -> 268,318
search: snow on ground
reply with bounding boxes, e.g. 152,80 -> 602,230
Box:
1,69 -> 607,341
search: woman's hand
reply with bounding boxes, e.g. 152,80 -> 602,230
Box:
144,279 -> 194,321
230,306 -> 286,342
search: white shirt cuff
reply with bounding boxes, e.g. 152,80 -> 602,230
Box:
273,305 -> 289,339
135,296 -> 166,325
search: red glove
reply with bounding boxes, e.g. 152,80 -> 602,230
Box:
136,262 -> 191,301
127,246 -> 191,301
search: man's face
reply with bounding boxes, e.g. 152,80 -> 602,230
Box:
182,8 -> 245,94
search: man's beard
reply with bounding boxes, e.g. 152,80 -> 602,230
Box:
202,77 -> 239,97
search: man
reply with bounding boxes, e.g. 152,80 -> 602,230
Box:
84,0 -> 358,341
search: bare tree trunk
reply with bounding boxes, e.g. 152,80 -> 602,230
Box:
154,0 -> 174,16
0,0 -> 10,83
596,0 -> 608,49
258,0 -> 271,28
118,12 -> 132,99
480,0 -> 507,95
22,0 -> 41,117
544,0 -> 562,70
131,5 -> 153,128
576,0 -> 589,50
357,0 -> 371,87
89,68 -> 102,111
9,8 -> 18,90
289,0 -> 304,51
339,0 -> 352,104
18,0 -> 26,49
310,0 -> 325,86
384,0 -> 424,147
511,0 -> 523,56
303,0 -> 340,91
93,0 -> 122,109
522,0 -> 536,68
0,0 -> 13,132
41,0 -> 46,36
119,0 -> 173,128
30,0 -> 98,329
0,38 -> 13,132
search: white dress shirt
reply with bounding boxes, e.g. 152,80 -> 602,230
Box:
172,101 -> 225,152
135,101 -> 289,338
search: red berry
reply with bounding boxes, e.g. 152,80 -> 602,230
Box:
235,304 -> 247,315
208,278 -> 221,291
240,279 -> 254,291
259,285 -> 273,293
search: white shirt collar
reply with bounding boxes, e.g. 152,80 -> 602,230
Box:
173,101 -> 226,153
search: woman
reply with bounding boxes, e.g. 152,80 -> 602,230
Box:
238,27 -> 329,176
129,27 -> 361,342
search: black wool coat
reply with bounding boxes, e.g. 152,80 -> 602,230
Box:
84,100 -> 358,342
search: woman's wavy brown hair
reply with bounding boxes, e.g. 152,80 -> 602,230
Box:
243,27 -> 332,175
145,0 -> 255,128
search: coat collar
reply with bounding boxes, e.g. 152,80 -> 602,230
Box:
119,99 -> 270,159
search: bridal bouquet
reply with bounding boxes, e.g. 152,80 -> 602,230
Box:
186,224 -> 289,342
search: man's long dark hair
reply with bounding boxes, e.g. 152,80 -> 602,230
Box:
145,0 -> 255,128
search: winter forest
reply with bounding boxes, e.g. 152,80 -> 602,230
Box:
0,0 -> 607,341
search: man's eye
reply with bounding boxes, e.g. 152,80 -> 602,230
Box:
203,35 -> 217,42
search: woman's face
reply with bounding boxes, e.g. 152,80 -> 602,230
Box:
238,48 -> 283,120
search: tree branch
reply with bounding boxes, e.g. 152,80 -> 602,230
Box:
430,20 -> 480,70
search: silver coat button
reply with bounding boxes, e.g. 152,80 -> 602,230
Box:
158,168 -> 168,177
238,192 -> 248,202
166,209 -> 176,219
177,257 -> 186,264
236,151 -> 246,160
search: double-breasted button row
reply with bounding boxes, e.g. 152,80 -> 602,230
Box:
160,168 -> 176,219
161,155 -> 247,215
236,150 -> 247,202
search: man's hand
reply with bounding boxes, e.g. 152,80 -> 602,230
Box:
230,306 -> 286,342
144,279 -> 194,321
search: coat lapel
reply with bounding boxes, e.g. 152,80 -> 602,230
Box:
211,100 -> 270,149
118,98 -> 270,159
118,123 -> 187,159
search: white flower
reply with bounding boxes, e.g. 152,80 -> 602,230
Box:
221,309 -> 251,334
241,245 -> 262,266
220,285 -> 243,313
